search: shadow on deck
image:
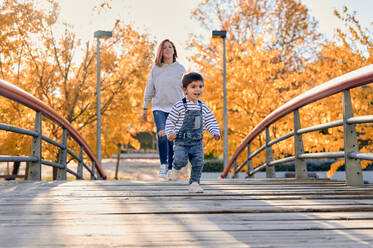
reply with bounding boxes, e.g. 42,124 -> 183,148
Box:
0,178 -> 373,247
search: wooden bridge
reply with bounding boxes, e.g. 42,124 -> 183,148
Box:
1,178 -> 373,247
0,64 -> 373,247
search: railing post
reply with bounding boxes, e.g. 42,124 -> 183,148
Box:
265,127 -> 275,178
56,129 -> 67,180
293,109 -> 308,179
91,161 -> 95,180
96,169 -> 102,180
115,143 -> 121,180
28,112 -> 42,180
77,146 -> 83,179
246,143 -> 254,178
343,90 -> 363,186
232,161 -> 238,178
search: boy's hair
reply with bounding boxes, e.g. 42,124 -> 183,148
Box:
182,72 -> 204,88
155,39 -> 177,67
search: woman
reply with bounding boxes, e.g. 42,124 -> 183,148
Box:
142,39 -> 186,179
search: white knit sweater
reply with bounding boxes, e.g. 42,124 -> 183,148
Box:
143,61 -> 186,113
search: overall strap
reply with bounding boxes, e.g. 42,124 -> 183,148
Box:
182,98 -> 188,110
198,100 -> 203,112
182,98 -> 203,112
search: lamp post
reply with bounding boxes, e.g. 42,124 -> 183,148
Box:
94,30 -> 112,165
212,30 -> 228,168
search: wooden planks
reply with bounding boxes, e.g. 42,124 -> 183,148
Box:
0,179 -> 373,247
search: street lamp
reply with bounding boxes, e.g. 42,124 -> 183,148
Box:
94,30 -> 112,166
212,30 -> 228,168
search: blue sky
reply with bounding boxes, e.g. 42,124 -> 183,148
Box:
302,0 -> 372,40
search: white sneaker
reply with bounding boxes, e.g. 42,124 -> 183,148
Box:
171,168 -> 180,181
167,170 -> 172,181
189,182 -> 204,193
158,164 -> 167,178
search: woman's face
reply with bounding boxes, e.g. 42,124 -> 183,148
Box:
162,41 -> 174,61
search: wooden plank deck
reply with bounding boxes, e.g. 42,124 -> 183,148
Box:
1,179 -> 373,247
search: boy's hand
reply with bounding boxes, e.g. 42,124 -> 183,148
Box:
214,134 -> 220,141
168,133 -> 176,141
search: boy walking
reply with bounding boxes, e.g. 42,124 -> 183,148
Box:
165,72 -> 220,193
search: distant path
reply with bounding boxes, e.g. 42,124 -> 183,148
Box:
102,158 -> 190,180
0,158 -> 189,180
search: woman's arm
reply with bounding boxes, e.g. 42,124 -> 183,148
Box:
142,67 -> 155,122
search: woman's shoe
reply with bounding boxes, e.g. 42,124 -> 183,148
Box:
158,164 -> 167,178
167,170 -> 172,181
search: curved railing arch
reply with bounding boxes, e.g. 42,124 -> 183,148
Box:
0,79 -> 106,180
221,65 -> 373,186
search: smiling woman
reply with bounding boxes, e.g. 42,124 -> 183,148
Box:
142,39 -> 186,180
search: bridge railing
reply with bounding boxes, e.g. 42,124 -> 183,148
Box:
220,65 -> 373,186
0,79 -> 107,180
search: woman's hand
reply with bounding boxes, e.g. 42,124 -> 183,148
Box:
141,109 -> 148,122
214,134 -> 220,141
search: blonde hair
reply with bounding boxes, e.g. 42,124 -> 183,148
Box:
155,39 -> 177,67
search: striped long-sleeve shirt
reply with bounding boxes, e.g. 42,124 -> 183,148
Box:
165,99 -> 220,138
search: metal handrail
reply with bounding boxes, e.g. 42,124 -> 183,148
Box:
0,79 -> 107,180
221,64 -> 373,185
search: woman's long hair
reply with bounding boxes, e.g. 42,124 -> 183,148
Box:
155,39 -> 177,67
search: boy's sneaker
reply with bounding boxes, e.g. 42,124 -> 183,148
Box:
167,169 -> 172,181
171,168 -> 180,181
158,164 -> 167,178
189,182 -> 204,193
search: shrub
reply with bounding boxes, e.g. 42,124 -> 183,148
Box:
203,159 -> 224,172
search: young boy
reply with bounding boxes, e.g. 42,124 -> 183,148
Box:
165,72 -> 220,193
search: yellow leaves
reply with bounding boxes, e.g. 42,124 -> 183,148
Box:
188,0 -> 372,167
130,138 -> 141,151
327,159 -> 371,178
1,0 -> 371,166
327,160 -> 344,178
0,1 -> 156,159
294,40 -> 304,48
361,160 -> 370,170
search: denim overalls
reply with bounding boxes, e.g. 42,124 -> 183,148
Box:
173,98 -> 204,184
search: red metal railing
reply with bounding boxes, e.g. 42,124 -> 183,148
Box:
0,79 -> 107,180
221,65 -> 373,185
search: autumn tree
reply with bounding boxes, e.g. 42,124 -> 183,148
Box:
91,24 -> 155,156
190,1 -> 372,177
189,0 -> 321,163
300,6 -> 373,176
0,0 -> 53,156
0,0 -> 155,162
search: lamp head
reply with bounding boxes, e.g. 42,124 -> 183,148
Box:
94,30 -> 113,39
212,30 -> 227,38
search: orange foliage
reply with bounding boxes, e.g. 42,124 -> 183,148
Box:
190,1 -> 372,175
190,0 -> 321,165
0,0 -> 155,160
327,160 -> 344,178
0,1 -> 371,176
301,7 -> 373,176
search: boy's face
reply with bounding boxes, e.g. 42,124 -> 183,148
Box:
183,80 -> 204,103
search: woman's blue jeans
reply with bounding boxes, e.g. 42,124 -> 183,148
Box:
153,111 -> 174,170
